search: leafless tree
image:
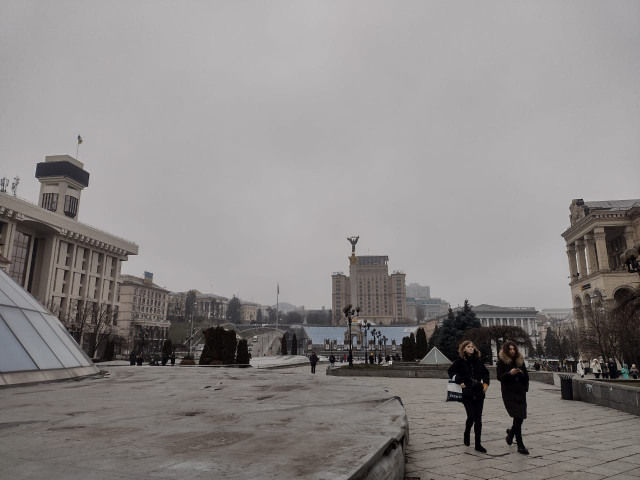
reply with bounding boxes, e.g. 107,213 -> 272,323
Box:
580,304 -> 619,363
612,285 -> 640,367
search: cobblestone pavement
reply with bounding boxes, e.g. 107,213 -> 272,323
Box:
317,368 -> 640,480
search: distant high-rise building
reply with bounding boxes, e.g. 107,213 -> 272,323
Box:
331,244 -> 407,326
406,282 -> 430,299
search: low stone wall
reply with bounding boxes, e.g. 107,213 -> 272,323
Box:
326,364 -> 555,385
572,378 -> 640,416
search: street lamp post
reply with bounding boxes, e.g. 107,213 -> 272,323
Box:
189,302 -> 196,359
382,335 -> 387,360
374,331 -> 382,362
359,321 -> 371,365
343,304 -> 360,367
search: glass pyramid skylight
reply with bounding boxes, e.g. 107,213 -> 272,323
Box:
0,268 -> 98,386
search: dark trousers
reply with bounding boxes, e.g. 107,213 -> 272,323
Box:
311,364 -> 316,374
462,397 -> 484,444
511,417 -> 525,447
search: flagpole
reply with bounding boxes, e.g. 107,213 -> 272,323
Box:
276,283 -> 279,334
76,135 -> 82,160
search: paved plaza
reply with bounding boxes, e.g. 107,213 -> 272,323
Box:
344,369 -> 640,480
1,362 -> 639,480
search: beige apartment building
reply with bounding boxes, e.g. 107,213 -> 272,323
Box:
117,273 -> 170,355
562,199 -> 640,330
0,155 -> 138,353
332,251 -> 407,326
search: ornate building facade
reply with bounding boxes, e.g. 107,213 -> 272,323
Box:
562,199 -> 640,330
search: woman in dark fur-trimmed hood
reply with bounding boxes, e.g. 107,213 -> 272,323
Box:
496,341 -> 530,455
448,340 -> 490,453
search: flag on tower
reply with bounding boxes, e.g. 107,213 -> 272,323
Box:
77,135 -> 83,144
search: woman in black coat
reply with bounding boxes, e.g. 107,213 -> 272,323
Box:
496,341 -> 529,455
447,340 -> 490,453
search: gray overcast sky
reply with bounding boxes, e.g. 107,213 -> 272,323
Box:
1,1 -> 639,311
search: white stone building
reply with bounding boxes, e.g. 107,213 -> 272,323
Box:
117,273 -> 170,355
561,199 -> 640,330
0,155 -> 138,354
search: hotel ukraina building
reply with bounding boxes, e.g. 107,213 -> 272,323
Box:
562,199 -> 640,330
0,155 -> 138,353
332,247 -> 407,326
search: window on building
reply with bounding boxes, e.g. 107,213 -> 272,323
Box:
64,195 -> 79,218
41,193 -> 59,212
8,231 -> 32,286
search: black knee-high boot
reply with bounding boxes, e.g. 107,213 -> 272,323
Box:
513,419 -> 528,455
474,422 -> 486,453
464,419 -> 473,446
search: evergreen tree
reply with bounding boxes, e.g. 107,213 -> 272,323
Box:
291,333 -> 298,355
281,333 -> 288,355
535,342 -> 545,357
221,328 -> 238,364
185,290 -> 197,317
432,301 -> 482,362
401,334 -> 417,362
416,328 -> 428,359
544,328 -> 560,358
200,326 -> 238,365
227,295 -> 243,324
236,339 -> 250,367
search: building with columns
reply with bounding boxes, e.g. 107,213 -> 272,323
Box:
562,199 -> 640,330
0,155 -> 138,354
432,304 -> 538,359
331,245 -> 407,326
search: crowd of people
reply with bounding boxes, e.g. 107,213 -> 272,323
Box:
530,358 -> 638,379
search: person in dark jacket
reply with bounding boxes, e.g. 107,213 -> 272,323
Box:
309,351 -> 318,374
447,340 -> 490,453
497,341 -> 530,455
608,358 -> 618,379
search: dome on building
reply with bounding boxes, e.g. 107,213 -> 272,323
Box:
0,269 -> 98,386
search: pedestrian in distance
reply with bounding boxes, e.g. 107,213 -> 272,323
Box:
170,353 -> 176,366
608,358 -> 618,379
601,361 -> 609,379
129,351 -> 136,366
630,364 -> 639,379
591,359 -> 602,379
447,340 -> 490,453
621,364 -> 630,379
576,361 -> 585,378
309,351 -> 318,374
329,353 -> 335,369
369,352 -> 375,365
497,341 -> 530,455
